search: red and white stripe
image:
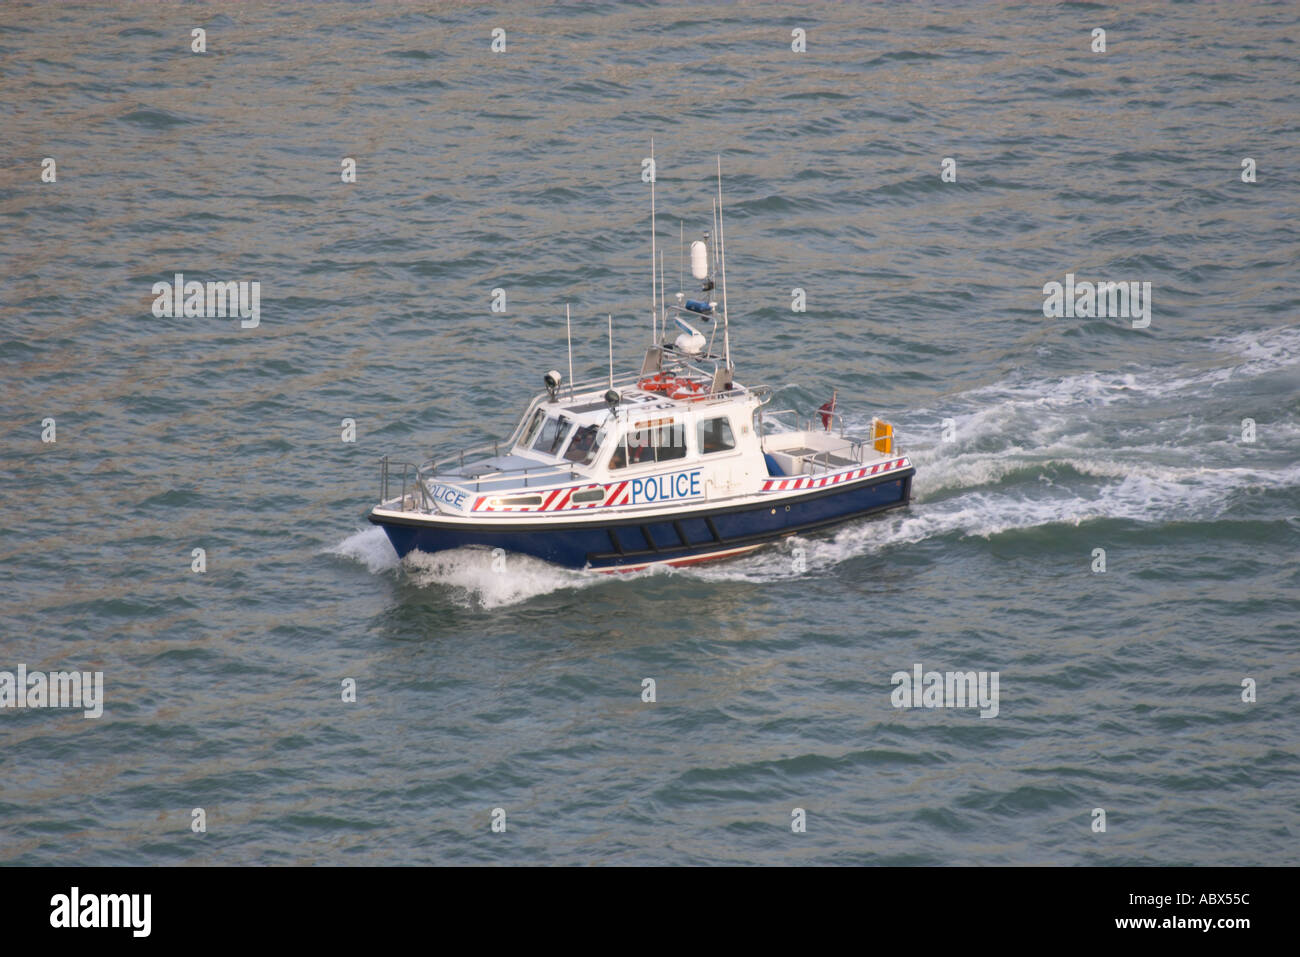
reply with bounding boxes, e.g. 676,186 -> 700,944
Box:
760,457 -> 908,492
474,482 -> 617,513
605,480 -> 631,507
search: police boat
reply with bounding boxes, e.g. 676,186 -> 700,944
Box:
368,164 -> 915,572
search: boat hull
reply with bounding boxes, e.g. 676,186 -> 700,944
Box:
369,469 -> 913,571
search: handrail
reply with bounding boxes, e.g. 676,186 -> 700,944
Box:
803,440 -> 865,475
560,370 -> 644,397
430,442 -> 500,473
378,456 -> 432,513
457,463 -> 581,493
391,452 -> 584,501
762,407 -> 848,437
759,407 -> 905,464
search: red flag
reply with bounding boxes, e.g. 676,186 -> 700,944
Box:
819,391 -> 837,431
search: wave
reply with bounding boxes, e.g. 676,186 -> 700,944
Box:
326,526 -> 399,574
327,526 -> 617,609
401,547 -> 609,609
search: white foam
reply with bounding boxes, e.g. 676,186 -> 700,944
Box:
685,456 -> 1300,582
327,526 -> 400,573
402,547 -> 607,609
1208,324 -> 1300,371
677,539 -> 813,583
326,527 -> 620,607
873,325 -> 1300,458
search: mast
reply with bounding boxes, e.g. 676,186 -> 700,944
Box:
649,139 -> 657,345
566,303 -> 575,398
659,250 -> 665,335
716,156 -> 730,370
711,200 -> 718,271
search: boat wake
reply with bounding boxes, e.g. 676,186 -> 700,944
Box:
402,547 -> 609,608
327,525 -> 401,574
327,525 -> 618,608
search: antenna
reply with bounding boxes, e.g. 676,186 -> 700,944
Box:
649,139 -> 657,346
566,303 -> 575,399
711,199 -> 719,271
679,220 -> 684,300
607,313 -> 614,388
717,155 -> 730,370
659,250 -> 665,334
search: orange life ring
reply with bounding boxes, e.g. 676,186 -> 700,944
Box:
670,379 -> 709,401
637,373 -> 673,393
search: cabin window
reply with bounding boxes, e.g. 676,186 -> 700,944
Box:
609,422 -> 687,469
530,414 -> 573,456
698,416 -> 735,454
656,422 -> 687,461
519,408 -> 546,448
570,488 -> 606,504
563,423 -> 607,465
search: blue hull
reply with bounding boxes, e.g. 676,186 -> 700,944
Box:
370,471 -> 913,570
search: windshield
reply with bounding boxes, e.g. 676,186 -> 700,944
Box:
530,415 -> 573,456
518,409 -> 546,449
563,423 -> 607,465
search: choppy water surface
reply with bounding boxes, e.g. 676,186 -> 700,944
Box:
1,2 -> 1297,865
